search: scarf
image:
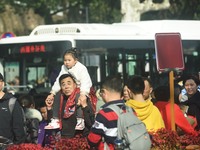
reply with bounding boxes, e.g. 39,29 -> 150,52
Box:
59,88 -> 80,119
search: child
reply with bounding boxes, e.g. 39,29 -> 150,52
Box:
47,47 -> 92,105
37,100 -> 48,146
18,94 -> 42,144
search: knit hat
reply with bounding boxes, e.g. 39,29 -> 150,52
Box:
0,73 -> 4,81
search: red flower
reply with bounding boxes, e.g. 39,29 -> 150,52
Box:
149,128 -> 200,149
7,143 -> 52,150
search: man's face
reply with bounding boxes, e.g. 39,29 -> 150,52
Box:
143,80 -> 152,100
60,77 -> 77,96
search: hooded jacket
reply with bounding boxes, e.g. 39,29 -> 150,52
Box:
0,92 -> 26,144
155,101 -> 195,134
126,99 -> 165,131
25,108 -> 42,143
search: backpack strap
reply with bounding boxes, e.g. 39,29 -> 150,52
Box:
107,104 -> 133,116
8,97 -> 17,114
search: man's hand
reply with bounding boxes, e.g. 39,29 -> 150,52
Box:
77,94 -> 87,108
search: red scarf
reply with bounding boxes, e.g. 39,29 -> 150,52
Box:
59,88 -> 80,119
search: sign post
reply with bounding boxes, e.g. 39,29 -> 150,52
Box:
155,33 -> 185,131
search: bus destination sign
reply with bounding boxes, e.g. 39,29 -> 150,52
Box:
20,44 -> 46,54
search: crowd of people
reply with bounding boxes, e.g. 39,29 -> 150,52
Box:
0,47 -> 200,149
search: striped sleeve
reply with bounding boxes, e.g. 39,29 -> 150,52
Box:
88,107 -> 118,148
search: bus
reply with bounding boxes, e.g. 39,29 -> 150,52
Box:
0,20 -> 200,95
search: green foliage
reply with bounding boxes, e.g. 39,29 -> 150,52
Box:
1,0 -> 200,24
142,0 -> 200,20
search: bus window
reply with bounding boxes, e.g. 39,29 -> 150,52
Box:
5,62 -> 19,84
27,67 -> 47,87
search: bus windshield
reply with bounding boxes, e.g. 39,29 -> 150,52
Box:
0,41 -> 72,95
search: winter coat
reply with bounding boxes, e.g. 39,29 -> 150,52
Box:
50,62 -> 92,95
0,93 -> 26,144
24,108 -> 42,143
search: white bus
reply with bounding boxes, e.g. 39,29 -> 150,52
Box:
0,20 -> 200,95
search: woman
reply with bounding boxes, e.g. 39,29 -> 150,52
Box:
18,94 -> 42,143
181,75 -> 200,130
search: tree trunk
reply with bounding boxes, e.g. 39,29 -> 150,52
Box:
0,5 -> 44,36
121,0 -> 170,22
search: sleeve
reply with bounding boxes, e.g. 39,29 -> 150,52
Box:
87,112 -> 103,148
76,63 -> 92,95
30,118 -> 40,144
174,105 -> 195,134
12,101 -> 26,144
87,108 -> 117,148
50,65 -> 67,95
82,99 -> 95,128
188,104 -> 200,130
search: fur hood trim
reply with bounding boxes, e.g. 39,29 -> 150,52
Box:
25,108 -> 42,122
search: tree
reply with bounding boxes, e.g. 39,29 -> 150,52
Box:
1,0 -> 200,35
121,0 -> 170,22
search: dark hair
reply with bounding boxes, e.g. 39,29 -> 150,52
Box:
18,94 -> 35,108
154,84 -> 182,104
0,73 -> 4,81
127,75 -> 144,94
142,77 -> 153,88
154,85 -> 170,102
183,74 -> 200,86
63,47 -> 78,59
34,93 -> 49,110
59,74 -> 76,85
174,84 -> 182,105
101,76 -> 124,94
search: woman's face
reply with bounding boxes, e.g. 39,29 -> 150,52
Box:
63,54 -> 77,69
184,79 -> 198,96
123,85 -> 131,101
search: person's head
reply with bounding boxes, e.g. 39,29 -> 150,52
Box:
154,85 -> 170,102
142,77 -> 153,100
63,47 -> 78,69
39,100 -> 48,121
99,76 -> 123,103
0,73 -> 4,92
123,85 -> 131,101
174,84 -> 183,105
18,94 -> 35,109
127,75 -> 144,98
183,75 -> 200,97
45,96 -> 54,109
59,74 -> 77,96
14,76 -> 20,85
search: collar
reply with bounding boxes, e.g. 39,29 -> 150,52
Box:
102,99 -> 125,108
